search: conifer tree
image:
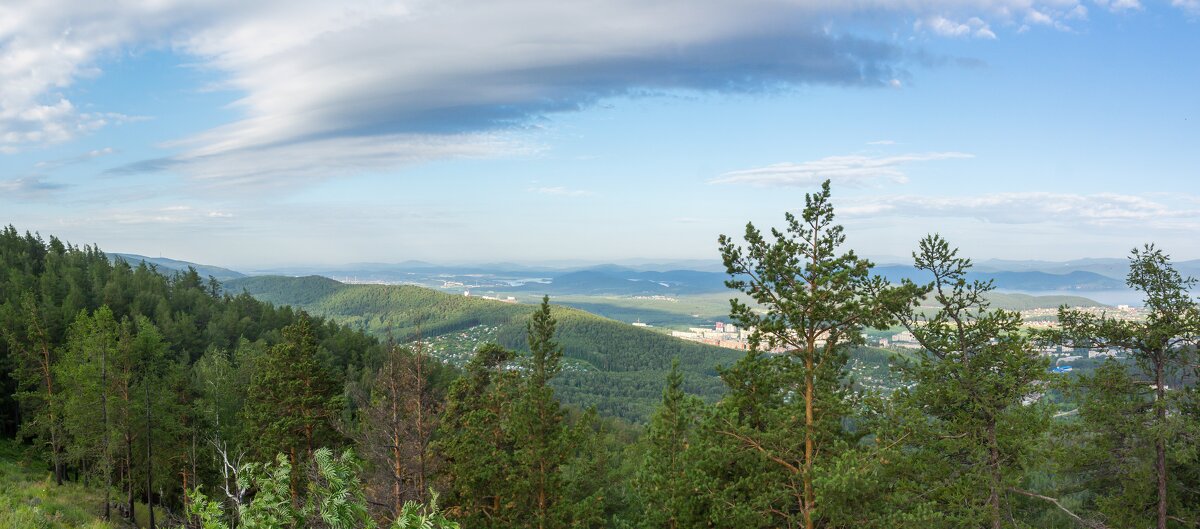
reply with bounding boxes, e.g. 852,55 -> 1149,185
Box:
438,342 -> 520,527
1055,245 -> 1199,529
57,306 -> 119,519
715,180 -> 910,529
243,316 -> 343,480
889,235 -> 1052,529
632,358 -> 708,529
353,338 -> 446,519
513,296 -> 570,529
9,291 -> 66,484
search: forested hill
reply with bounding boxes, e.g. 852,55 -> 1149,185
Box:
0,227 -> 381,438
225,275 -> 743,420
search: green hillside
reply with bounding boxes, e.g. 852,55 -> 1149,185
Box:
225,276 -> 743,421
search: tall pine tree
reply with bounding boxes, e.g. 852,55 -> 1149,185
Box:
1055,245 -> 1199,529
243,316 -> 342,482
715,180 -> 911,529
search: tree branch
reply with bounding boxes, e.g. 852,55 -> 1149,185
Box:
1007,487 -> 1106,529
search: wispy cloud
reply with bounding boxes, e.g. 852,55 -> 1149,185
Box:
102,205 -> 238,226
842,192 -> 1200,229
108,133 -> 534,189
1172,0 -> 1200,15
0,176 -> 69,199
866,140 -> 897,145
34,147 -> 116,171
915,16 -> 996,39
530,186 -> 592,197
711,152 -> 972,187
1,0 -> 1134,182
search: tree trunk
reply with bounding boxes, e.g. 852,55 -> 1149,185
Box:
987,421 -> 1002,529
126,433 -> 135,521
101,344 -> 111,520
415,347 -> 429,504
145,380 -> 155,529
391,377 -> 403,514
803,347 -> 815,529
39,341 -> 64,486
1155,358 -> 1167,529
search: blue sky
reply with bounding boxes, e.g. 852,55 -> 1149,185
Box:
1,0 -> 1197,269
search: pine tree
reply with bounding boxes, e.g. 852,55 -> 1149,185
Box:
9,291 -> 66,485
57,306 -> 119,519
888,235 -> 1052,529
714,180 -> 911,529
1055,245 -> 1200,529
513,296 -> 570,529
632,358 -> 708,529
353,338 -> 446,519
243,316 -> 343,485
438,342 -> 520,528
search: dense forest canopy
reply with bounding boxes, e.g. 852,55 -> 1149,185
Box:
225,275 -> 743,422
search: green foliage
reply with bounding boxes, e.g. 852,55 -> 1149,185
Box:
887,235 -> 1053,528
244,317 -> 344,469
630,359 -> 709,529
227,275 -> 742,422
712,180 -> 916,529
437,342 -> 520,527
1053,245 -> 1200,529
0,441 -> 117,529
185,448 -> 458,529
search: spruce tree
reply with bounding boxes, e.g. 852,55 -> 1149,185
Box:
56,306 -> 119,519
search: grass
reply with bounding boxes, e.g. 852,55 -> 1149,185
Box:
0,442 -> 121,529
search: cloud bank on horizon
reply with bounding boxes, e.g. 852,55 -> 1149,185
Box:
1,0 -> 1198,265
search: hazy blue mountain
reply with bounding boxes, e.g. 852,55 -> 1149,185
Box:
874,265 -> 1125,291
108,252 -> 245,281
974,258 -> 1200,281
517,266 -> 1126,296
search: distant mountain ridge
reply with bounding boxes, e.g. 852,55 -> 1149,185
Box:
521,266 -> 1127,295
974,258 -> 1200,281
105,251 -> 1177,294
107,253 -> 245,281
872,265 -> 1126,291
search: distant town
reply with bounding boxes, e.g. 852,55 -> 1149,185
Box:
666,304 -> 1147,373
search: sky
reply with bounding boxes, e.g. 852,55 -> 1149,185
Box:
1,0 -> 1198,269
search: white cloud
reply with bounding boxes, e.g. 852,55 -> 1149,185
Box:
1172,0 -> 1200,15
1094,0 -> 1143,12
916,15 -> 996,39
841,192 -> 1200,229
711,152 -> 972,187
0,0 -> 1128,180
0,176 -> 67,197
866,139 -> 897,145
34,147 -> 116,170
531,186 -> 592,197
109,132 -> 533,189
